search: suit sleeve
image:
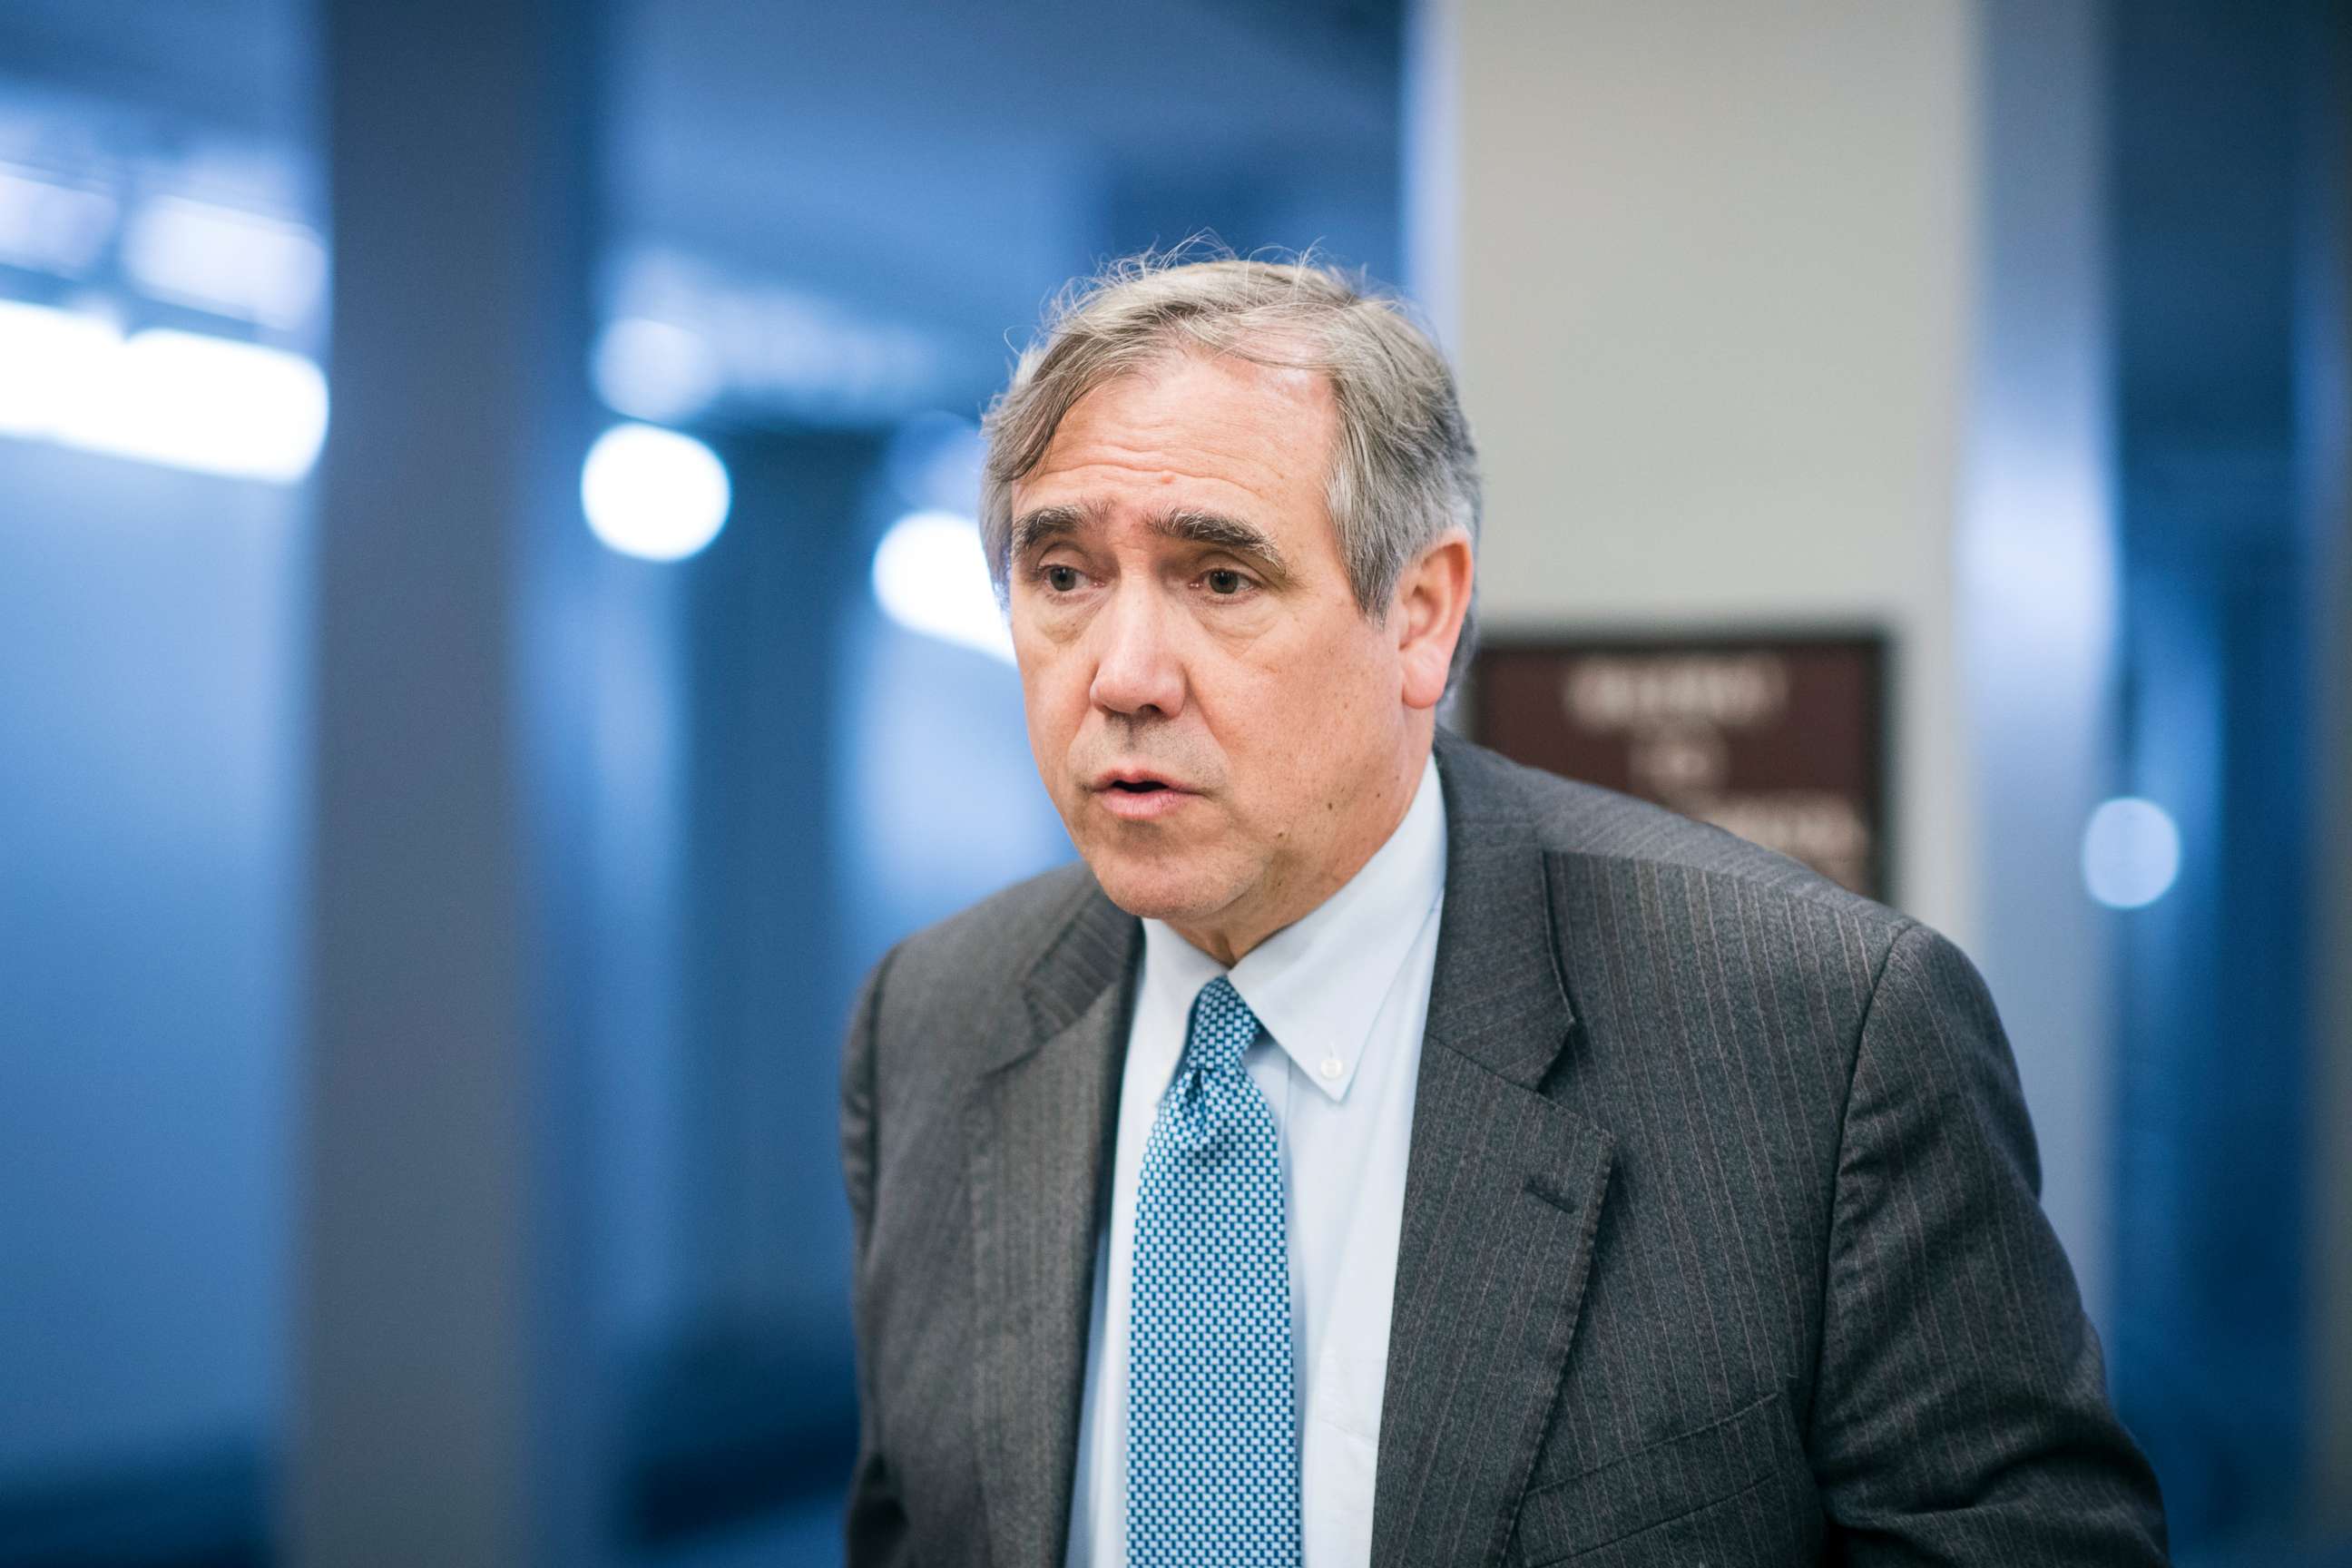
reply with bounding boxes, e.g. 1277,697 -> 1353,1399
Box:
841,944 -> 914,1567
1809,922 -> 2169,1563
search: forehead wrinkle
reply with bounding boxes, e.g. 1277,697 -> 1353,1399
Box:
1036,360 -> 1330,498
1012,353 -> 1340,580
1024,439 -> 1302,538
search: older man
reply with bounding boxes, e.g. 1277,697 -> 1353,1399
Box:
838,256 -> 2166,1566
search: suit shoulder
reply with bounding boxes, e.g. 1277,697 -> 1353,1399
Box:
1446,732 -> 1910,946
869,858 -> 1107,1021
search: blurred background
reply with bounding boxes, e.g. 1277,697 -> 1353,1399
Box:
0,0 -> 2346,1563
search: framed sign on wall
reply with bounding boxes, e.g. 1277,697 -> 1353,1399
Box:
1467,632 -> 1891,903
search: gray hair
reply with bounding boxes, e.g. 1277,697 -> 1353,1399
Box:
979,248 -> 1482,691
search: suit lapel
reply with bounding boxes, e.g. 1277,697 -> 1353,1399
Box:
965,882 -> 1137,1568
1372,732 -> 1618,1567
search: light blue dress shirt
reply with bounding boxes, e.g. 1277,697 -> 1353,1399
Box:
1065,754 -> 1448,1567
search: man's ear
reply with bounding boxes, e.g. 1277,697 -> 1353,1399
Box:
1394,530 -> 1475,711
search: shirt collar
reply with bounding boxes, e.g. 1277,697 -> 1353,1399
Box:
1136,752 -> 1447,1103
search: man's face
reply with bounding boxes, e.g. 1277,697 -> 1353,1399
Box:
1005,349 -> 1440,958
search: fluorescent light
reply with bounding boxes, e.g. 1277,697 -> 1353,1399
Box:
2082,797 -> 2181,909
581,423 -> 731,562
609,246 -> 950,419
0,299 -> 328,483
871,510 -> 1012,663
0,298 -> 117,437
0,164 -> 116,275
66,328 -> 328,481
122,194 -> 327,330
593,317 -> 721,424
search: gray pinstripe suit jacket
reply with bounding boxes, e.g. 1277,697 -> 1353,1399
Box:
839,729 -> 2168,1565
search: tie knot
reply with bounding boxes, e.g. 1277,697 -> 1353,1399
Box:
1184,976 -> 1260,1076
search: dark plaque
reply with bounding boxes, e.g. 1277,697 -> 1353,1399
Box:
1470,632 -> 1889,901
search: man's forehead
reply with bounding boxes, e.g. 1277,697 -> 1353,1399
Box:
1014,352 -> 1335,506
1057,347 -> 1333,422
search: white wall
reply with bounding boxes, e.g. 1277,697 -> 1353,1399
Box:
1450,0 -> 1978,943
1430,1 -> 2139,1320
1958,0 -> 2117,1334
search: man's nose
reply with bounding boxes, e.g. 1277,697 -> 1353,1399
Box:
1087,583 -> 1187,719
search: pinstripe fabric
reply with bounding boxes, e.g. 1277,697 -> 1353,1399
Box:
841,730 -> 2169,1566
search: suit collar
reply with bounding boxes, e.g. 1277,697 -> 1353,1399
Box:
1424,726 -> 1579,1085
983,871 -> 1136,1072
1372,727 -> 1617,1566
972,730 -> 1613,1566
967,887 -> 1137,1566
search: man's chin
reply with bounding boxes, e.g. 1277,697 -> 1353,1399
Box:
1079,848 -> 1238,928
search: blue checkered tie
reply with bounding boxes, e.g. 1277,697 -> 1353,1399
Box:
1126,976 -> 1301,1566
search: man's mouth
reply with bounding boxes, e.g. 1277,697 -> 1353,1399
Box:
1090,769 -> 1197,819
1091,765 -> 1188,793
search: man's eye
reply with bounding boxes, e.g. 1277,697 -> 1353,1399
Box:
1205,570 -> 1248,596
1044,565 -> 1082,593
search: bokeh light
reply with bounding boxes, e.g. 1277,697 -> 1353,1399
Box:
580,422 -> 731,562
2082,797 -> 2182,909
870,508 -> 1012,662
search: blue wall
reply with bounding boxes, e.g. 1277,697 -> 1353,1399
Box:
2105,0 -> 2327,1548
0,442 -> 299,1481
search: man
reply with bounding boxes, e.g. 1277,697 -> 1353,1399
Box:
839,254 -> 2167,1566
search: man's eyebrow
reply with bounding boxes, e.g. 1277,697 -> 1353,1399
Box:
1152,509 -> 1290,582
1007,503 -> 1093,562
1009,502 -> 1293,584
